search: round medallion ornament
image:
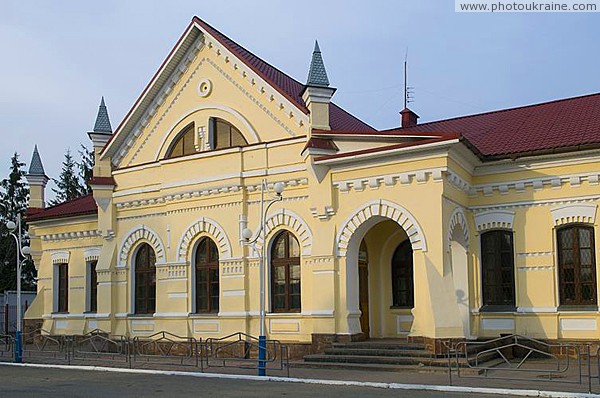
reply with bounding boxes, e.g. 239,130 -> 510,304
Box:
197,78 -> 212,97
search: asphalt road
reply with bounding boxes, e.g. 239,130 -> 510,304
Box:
0,366 -> 513,398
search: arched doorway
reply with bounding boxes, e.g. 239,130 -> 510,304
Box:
349,220 -> 416,338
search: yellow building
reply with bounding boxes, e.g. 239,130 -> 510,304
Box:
24,17 -> 600,353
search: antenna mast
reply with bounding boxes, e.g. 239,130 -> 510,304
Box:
404,48 -> 414,109
404,49 -> 408,109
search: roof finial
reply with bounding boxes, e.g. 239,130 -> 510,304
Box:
93,96 -> 113,133
28,145 -> 46,176
306,40 -> 330,87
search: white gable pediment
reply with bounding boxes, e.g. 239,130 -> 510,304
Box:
102,20 -> 309,168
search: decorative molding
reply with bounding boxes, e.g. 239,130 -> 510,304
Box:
448,169 -> 600,198
253,209 -> 313,257
334,167 -> 445,193
310,206 -> 335,220
118,225 -> 166,266
448,207 -> 470,249
50,251 -> 70,265
337,199 -> 427,256
177,217 -> 233,261
470,194 -> 600,212
115,38 -> 205,167
550,204 -> 597,226
205,56 -> 306,136
197,78 -> 212,97
115,178 -> 307,213
221,259 -> 244,275
473,210 -> 515,232
40,230 -> 101,242
83,247 -> 102,262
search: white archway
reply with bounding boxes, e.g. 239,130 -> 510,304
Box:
336,200 -> 427,257
254,209 -> 313,257
177,217 -> 233,261
118,225 -> 166,267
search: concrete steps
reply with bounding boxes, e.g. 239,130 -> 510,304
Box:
295,339 -> 499,374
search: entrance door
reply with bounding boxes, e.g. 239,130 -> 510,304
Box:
358,240 -> 370,339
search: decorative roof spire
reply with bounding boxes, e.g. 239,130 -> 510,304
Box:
28,145 -> 46,176
93,97 -> 113,133
306,40 -> 330,87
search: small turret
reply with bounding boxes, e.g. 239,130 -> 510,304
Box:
26,145 -> 49,209
301,41 -> 336,131
88,97 -> 114,178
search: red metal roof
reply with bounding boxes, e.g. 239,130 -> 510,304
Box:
192,17 -> 374,131
27,194 -> 97,222
394,93 -> 600,160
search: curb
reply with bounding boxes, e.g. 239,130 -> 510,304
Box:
0,361 -> 598,398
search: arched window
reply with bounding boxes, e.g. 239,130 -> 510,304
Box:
271,230 -> 301,313
195,237 -> 219,313
391,240 -> 414,308
166,123 -> 196,159
480,230 -> 515,309
557,225 -> 597,307
210,118 -> 248,150
135,243 -> 156,315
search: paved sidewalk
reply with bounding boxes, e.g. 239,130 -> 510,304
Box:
1,355 -> 599,397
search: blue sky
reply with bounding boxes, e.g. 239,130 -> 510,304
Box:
1,0 -> 599,192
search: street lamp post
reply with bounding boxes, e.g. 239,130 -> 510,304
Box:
241,178 -> 285,376
6,214 -> 31,364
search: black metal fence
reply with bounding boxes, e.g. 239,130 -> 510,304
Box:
1,329 -> 289,376
445,334 -> 600,393
204,332 -> 290,377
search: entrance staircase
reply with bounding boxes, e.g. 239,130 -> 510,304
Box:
294,338 -> 497,374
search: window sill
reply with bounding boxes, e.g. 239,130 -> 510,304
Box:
557,305 -> 598,312
128,314 -> 154,319
479,305 -> 517,313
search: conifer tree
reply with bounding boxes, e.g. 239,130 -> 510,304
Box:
78,144 -> 94,195
50,149 -> 85,206
0,153 -> 35,291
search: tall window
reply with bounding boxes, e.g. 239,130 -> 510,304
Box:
210,118 -> 248,150
195,237 -> 219,313
557,225 -> 597,307
481,230 -> 515,309
166,123 -> 196,158
391,240 -> 414,308
89,260 -> 98,313
271,231 -> 301,313
57,263 -> 69,313
134,243 -> 156,315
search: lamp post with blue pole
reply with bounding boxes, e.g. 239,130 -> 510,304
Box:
6,214 -> 31,364
241,179 -> 285,376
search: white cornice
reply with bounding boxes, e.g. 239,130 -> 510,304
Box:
333,167 -> 445,193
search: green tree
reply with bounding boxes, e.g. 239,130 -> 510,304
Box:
50,149 -> 86,206
78,144 -> 94,195
0,153 -> 35,291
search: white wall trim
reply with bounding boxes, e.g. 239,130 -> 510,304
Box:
337,199 -> 427,256
474,210 -> 515,232
448,207 -> 470,249
118,225 -> 166,266
177,217 -> 233,261
253,209 -> 313,257
50,251 -> 70,265
550,204 -> 597,226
